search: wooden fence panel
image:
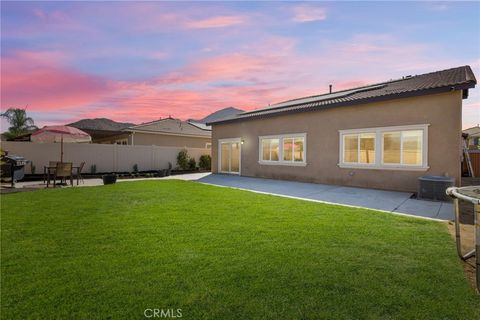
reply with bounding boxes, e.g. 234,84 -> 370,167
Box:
463,150 -> 480,177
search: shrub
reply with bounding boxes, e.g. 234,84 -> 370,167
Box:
188,158 -> 196,170
133,163 -> 139,173
30,163 -> 36,175
90,164 -> 97,174
199,155 -> 211,170
177,149 -> 189,170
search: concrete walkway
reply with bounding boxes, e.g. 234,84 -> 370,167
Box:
197,174 -> 454,221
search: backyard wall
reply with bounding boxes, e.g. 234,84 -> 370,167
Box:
1,142 -> 210,174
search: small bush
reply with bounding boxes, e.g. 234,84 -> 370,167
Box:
188,158 -> 197,170
90,164 -> 97,174
177,149 -> 189,170
30,163 -> 36,175
133,164 -> 139,173
199,155 -> 211,170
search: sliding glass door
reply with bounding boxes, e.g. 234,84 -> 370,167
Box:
219,139 -> 241,174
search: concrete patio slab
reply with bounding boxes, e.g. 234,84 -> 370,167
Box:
197,174 -> 454,221
7,172 -> 210,191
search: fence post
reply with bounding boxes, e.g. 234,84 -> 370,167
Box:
113,143 -> 117,173
151,145 -> 155,170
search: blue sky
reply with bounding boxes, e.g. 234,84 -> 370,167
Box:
1,1 -> 479,128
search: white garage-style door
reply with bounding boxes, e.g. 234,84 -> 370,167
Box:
218,138 -> 241,174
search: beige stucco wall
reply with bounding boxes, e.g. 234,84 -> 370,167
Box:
131,132 -> 211,148
211,91 -> 463,192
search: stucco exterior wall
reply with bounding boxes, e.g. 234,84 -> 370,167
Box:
211,91 -> 463,192
131,132 -> 211,148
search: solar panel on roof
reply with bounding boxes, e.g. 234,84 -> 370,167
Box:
242,84 -> 387,115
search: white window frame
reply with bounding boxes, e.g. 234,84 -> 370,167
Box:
258,133 -> 307,166
338,124 -> 429,171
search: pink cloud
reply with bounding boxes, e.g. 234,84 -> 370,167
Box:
292,5 -> 327,22
1,50 -> 115,112
3,33 -> 476,128
185,15 -> 246,29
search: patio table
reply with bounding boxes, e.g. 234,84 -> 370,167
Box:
44,164 -> 81,187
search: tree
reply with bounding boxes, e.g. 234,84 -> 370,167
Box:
1,107 -> 38,140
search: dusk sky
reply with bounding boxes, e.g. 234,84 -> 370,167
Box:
1,1 -> 479,129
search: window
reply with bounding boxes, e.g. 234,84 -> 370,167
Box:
261,138 -> 279,161
382,130 -> 423,166
339,124 -> 428,170
283,137 -> 305,162
259,134 -> 306,165
342,133 -> 375,164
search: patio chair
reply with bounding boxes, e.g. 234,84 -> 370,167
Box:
44,161 -> 59,184
52,162 -> 73,187
75,162 -> 85,185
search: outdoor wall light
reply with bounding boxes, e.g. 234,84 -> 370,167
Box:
241,139 -> 245,145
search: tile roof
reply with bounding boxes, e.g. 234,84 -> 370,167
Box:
463,125 -> 480,136
125,117 -> 211,137
208,65 -> 476,125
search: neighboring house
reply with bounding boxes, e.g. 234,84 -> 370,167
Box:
208,66 -> 477,192
124,117 -> 211,148
463,125 -> 480,149
71,108 -> 244,148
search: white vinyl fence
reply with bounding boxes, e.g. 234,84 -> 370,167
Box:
1,142 -> 211,174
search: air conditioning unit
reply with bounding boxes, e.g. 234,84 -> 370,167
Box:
418,176 -> 455,201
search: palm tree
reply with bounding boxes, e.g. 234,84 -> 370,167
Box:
1,107 -> 38,140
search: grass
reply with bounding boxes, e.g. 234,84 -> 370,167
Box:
1,180 -> 478,319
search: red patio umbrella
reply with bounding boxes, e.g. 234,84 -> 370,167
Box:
31,125 -> 91,162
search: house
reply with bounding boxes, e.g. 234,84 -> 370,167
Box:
123,117 -> 211,148
463,125 -> 480,149
208,66 -> 477,192
69,107 -> 244,148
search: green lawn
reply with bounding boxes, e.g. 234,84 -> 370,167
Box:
1,180 -> 478,319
